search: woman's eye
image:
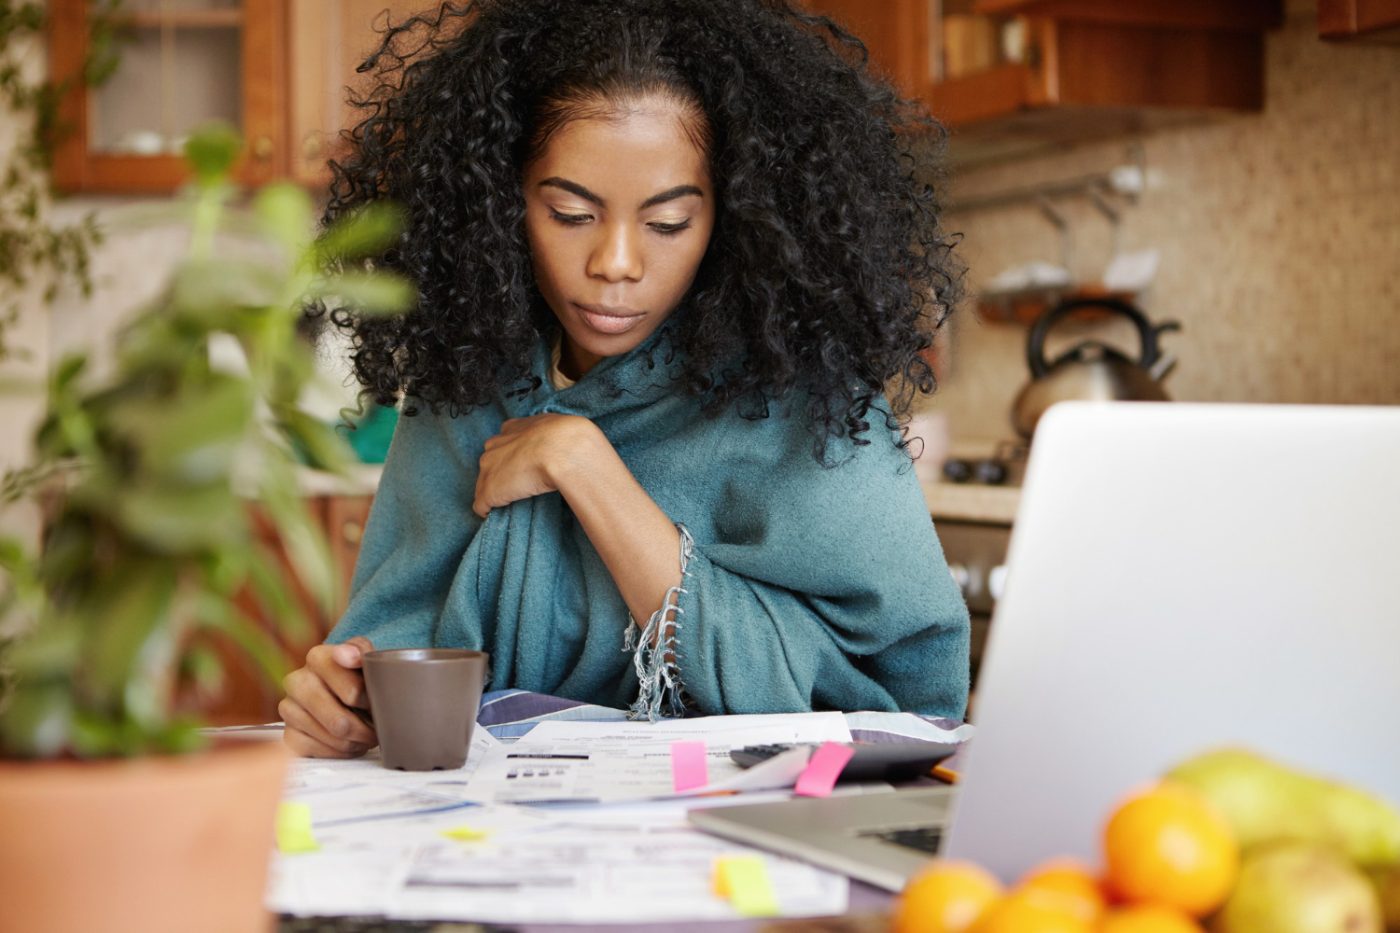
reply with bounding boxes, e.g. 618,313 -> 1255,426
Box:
649,221 -> 692,236
548,209 -> 591,225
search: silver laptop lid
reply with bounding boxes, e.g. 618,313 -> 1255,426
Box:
944,402 -> 1400,880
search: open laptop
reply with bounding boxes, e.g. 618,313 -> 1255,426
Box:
689,402 -> 1400,890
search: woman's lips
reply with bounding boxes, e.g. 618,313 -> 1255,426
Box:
575,302 -> 645,336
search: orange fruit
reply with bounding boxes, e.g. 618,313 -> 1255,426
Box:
893,860 -> 1004,933
1017,859 -> 1106,924
1102,782 -> 1239,917
1099,904 -> 1205,933
968,889 -> 1094,933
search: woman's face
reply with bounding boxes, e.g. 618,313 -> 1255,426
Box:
523,97 -> 715,379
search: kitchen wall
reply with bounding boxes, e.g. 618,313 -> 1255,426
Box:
0,29 -> 53,545
929,0 -> 1400,443
4,0 -> 1397,516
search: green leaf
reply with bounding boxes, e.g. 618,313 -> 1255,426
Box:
69,709 -> 125,758
50,352 -> 87,392
202,546 -> 250,597
0,679 -> 73,759
244,545 -> 313,644
183,121 -> 243,185
313,270 -> 416,315
198,601 -> 294,690
33,514 -> 93,590
0,535 -> 32,573
3,615 -> 81,681
106,376 -> 255,484
315,202 -> 405,261
108,482 -> 245,554
257,468 -> 336,614
150,717 -> 207,755
171,259 -> 286,322
181,642 -> 226,696
86,560 -> 178,705
253,182 -> 315,255
109,308 -> 184,372
275,405 -> 354,474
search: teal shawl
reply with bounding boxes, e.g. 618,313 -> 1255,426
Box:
329,330 -> 970,718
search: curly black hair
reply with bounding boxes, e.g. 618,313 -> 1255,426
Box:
313,0 -> 962,458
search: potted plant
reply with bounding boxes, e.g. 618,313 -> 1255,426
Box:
0,123 -> 410,933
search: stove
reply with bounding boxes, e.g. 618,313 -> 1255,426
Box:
938,439 -> 1029,488
918,438 -> 1027,694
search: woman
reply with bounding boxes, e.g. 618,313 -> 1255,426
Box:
281,0 -> 968,759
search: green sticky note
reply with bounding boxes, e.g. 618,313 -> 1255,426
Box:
440,825 -> 489,842
275,802 -> 320,854
714,856 -> 779,917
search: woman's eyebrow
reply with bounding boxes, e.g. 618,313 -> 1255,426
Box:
538,177 -> 703,209
639,185 -> 704,209
540,177 -> 603,205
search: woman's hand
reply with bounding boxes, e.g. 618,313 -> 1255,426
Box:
477,412 -> 683,636
280,635 -> 379,758
473,414 -> 604,518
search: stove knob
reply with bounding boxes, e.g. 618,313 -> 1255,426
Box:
975,459 -> 1008,485
942,458 -> 973,483
948,562 -> 971,594
948,562 -> 983,598
989,564 -> 1009,601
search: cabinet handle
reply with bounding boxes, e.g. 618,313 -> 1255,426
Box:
252,134 -> 275,162
302,136 -> 323,160
342,520 -> 364,545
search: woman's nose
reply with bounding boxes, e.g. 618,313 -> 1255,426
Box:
587,222 -> 643,283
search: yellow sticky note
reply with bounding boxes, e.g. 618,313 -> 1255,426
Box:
713,856 -> 779,917
440,825 -> 490,842
712,859 -> 731,898
275,802 -> 320,855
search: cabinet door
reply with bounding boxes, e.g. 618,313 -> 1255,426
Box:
801,0 -> 932,98
49,0 -> 288,193
1318,0 -> 1400,40
196,494 -> 372,725
325,493 -> 375,618
197,497 -> 333,726
286,0 -> 439,188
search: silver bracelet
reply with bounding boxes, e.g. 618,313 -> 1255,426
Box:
622,522 -> 694,721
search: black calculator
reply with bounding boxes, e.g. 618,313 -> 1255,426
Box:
728,740 -> 959,783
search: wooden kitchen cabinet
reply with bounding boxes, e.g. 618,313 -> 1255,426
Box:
325,491 -> 374,618
200,492 -> 375,725
285,0 -> 437,188
1318,0 -> 1400,41
803,0 -> 1284,165
48,0 -> 432,194
48,0 -> 289,194
798,0 -> 933,98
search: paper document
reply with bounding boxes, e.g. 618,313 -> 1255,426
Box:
268,795 -> 847,923
263,709 -> 968,923
283,728 -> 501,825
463,712 -> 852,804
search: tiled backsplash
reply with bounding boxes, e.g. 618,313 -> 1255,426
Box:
929,0 -> 1400,442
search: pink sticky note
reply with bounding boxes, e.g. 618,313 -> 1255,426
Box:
671,740 -> 709,792
793,742 -> 855,797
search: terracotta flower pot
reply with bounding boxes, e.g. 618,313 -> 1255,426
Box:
0,740 -> 289,933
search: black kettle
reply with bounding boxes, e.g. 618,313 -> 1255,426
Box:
1011,297 -> 1181,439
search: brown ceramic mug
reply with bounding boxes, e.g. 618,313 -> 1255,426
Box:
360,648 -> 488,771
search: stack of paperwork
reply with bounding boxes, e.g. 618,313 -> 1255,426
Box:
232,705 -> 972,925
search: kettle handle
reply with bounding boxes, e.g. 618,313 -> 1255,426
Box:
1026,296 -> 1179,378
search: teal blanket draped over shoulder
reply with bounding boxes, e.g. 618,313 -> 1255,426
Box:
329,328 -> 970,718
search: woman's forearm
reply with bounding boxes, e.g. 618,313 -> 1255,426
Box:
549,424 -> 682,630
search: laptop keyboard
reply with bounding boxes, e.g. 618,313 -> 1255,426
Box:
860,825 -> 943,855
